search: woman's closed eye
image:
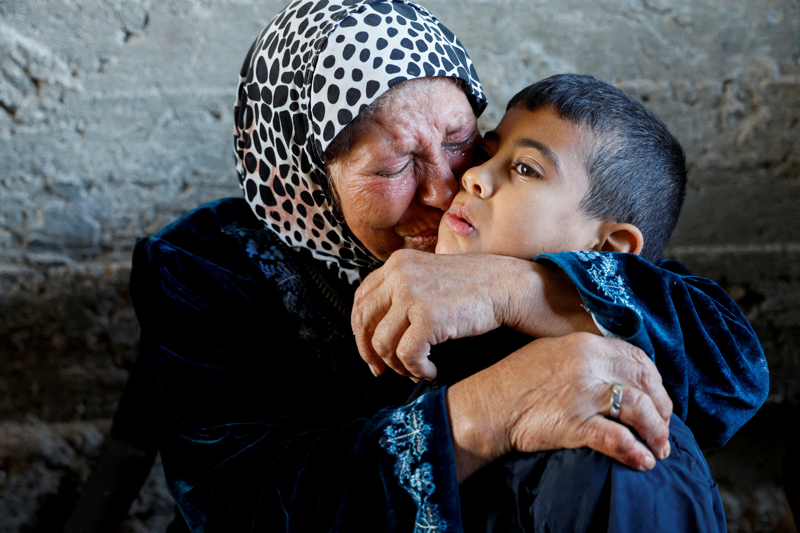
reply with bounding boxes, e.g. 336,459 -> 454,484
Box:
378,161 -> 411,178
443,139 -> 471,153
443,126 -> 480,153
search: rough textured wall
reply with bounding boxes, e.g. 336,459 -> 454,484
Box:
0,0 -> 798,531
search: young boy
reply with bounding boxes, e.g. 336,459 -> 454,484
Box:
437,73 -> 682,305
400,74 -> 761,531
435,72 -> 681,349
409,74 -> 765,438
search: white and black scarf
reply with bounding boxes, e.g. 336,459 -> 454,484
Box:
234,0 -> 487,284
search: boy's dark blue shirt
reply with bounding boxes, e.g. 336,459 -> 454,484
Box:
541,250 -> 768,447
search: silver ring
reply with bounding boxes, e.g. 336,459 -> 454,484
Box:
609,384 -> 623,419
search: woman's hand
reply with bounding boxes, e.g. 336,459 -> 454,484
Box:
352,249 -> 597,379
447,333 -> 674,482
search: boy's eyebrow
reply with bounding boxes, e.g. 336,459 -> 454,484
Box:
484,131 -> 561,171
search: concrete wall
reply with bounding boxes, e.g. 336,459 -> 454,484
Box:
0,0 -> 798,530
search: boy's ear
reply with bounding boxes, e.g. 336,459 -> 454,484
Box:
595,223 -> 644,255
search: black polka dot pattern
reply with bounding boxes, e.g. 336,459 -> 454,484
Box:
233,0 -> 487,284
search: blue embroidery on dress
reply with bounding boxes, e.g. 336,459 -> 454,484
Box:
574,250 -> 600,262
575,251 -> 642,319
224,225 -> 313,319
380,401 -> 447,532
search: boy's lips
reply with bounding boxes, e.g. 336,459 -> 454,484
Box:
444,204 -> 476,237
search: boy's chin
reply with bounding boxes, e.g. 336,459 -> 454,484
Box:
434,235 -> 455,254
435,233 -> 469,255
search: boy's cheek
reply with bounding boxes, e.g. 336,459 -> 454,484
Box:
435,221 -> 458,255
435,220 -> 448,254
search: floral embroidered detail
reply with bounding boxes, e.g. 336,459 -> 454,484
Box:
380,402 -> 447,532
574,250 -> 600,262
224,225 -> 314,319
575,252 -> 642,319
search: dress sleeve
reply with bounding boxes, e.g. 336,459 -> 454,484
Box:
130,214 -> 463,532
535,251 -> 769,448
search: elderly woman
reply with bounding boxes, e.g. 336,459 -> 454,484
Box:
130,1 -> 766,531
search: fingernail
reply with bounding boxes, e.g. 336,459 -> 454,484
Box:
660,441 -> 671,460
411,377 -> 421,383
369,365 -> 379,377
643,455 -> 655,470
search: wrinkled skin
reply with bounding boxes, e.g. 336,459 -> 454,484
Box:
352,249 -> 598,379
448,333 -> 672,482
328,78 -> 480,261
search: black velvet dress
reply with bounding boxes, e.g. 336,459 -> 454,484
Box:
131,198 -> 767,532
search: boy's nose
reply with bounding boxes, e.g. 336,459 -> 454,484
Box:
461,164 -> 493,198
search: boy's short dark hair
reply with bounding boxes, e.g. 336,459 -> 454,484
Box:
507,73 -> 687,262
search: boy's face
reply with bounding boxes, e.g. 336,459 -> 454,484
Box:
436,106 -> 604,259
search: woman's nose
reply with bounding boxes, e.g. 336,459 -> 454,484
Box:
461,164 -> 493,198
417,161 -> 459,210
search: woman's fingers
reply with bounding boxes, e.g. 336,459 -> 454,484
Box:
595,340 -> 672,459
355,335 -> 386,376
371,312 -> 414,378
598,339 -> 673,425
355,270 -> 434,379
580,416 -> 656,471
368,302 -> 438,380
352,261 -> 401,376
352,281 -> 388,376
352,251 -> 506,373
617,345 -> 674,422
353,313 -> 385,375
612,384 -> 671,460
396,325 -> 436,380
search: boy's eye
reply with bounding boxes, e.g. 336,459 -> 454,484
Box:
513,162 -> 542,179
475,146 -> 492,163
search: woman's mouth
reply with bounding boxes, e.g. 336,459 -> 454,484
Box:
403,228 -> 439,249
444,205 -> 476,237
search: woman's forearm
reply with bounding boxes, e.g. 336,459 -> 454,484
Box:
352,250 -> 599,380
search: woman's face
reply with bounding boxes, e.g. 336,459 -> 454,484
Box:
330,78 -> 480,261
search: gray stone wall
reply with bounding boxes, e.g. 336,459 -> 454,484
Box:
1,0 -> 798,530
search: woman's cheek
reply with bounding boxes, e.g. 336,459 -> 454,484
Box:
363,175 -> 418,223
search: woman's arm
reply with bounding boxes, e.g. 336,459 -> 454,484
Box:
352,249 -> 768,448
352,249 -> 598,379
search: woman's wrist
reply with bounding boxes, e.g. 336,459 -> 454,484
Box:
446,371 -> 511,484
501,259 -> 599,337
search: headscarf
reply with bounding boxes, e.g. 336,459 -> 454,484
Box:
234,0 -> 487,284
